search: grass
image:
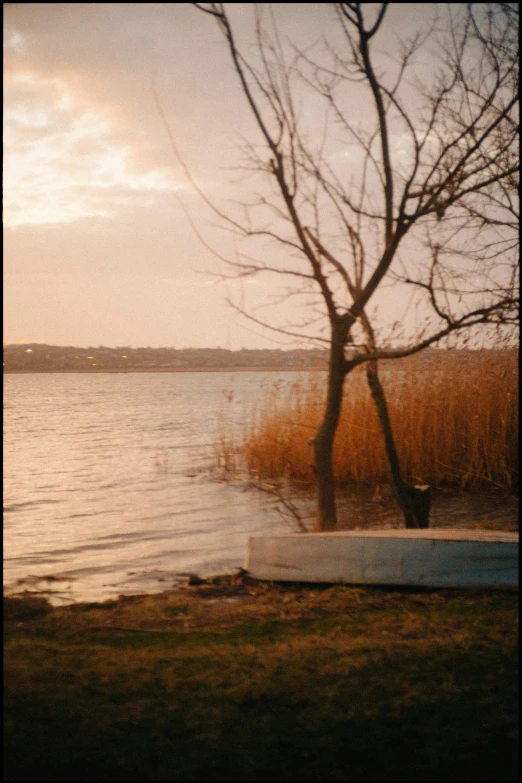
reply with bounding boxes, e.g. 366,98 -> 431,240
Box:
217,350 -> 518,490
4,578 -> 518,780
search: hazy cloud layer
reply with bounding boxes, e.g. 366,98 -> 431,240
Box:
4,3 -> 441,349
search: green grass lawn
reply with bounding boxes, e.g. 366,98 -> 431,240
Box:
4,577 -> 518,781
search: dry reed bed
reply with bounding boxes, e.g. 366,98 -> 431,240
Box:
216,350 -> 518,490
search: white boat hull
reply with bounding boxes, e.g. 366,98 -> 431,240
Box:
245,529 -> 518,589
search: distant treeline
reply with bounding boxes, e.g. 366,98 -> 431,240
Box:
3,343 -> 514,373
3,343 -> 329,372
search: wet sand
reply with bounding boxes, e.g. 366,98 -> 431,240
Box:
275,484 -> 519,533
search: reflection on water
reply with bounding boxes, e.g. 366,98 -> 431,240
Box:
4,372 -> 304,605
4,372 -> 517,605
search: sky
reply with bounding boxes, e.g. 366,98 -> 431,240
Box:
4,3 -> 260,348
4,3 -> 512,350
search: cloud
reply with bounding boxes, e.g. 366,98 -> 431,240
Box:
3,72 -> 182,228
3,26 -> 27,55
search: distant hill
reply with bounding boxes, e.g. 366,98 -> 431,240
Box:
4,343 -> 514,373
2,344 -> 329,372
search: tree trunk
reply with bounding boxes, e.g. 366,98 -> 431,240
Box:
313,329 -> 346,531
365,359 -> 430,528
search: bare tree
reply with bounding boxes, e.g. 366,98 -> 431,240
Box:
187,3 -> 518,530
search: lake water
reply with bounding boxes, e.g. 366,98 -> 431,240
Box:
4,371 -> 306,605
4,371 -> 517,606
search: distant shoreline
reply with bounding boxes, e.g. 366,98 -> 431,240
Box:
3,366 -> 325,374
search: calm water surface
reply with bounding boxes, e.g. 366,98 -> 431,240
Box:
5,371 -> 517,605
4,371 -> 304,605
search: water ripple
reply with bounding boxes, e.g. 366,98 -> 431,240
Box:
4,371 -> 299,604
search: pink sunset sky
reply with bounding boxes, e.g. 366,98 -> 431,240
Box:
5,3 -> 491,350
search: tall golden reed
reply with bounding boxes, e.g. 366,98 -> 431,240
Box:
218,350 -> 518,490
